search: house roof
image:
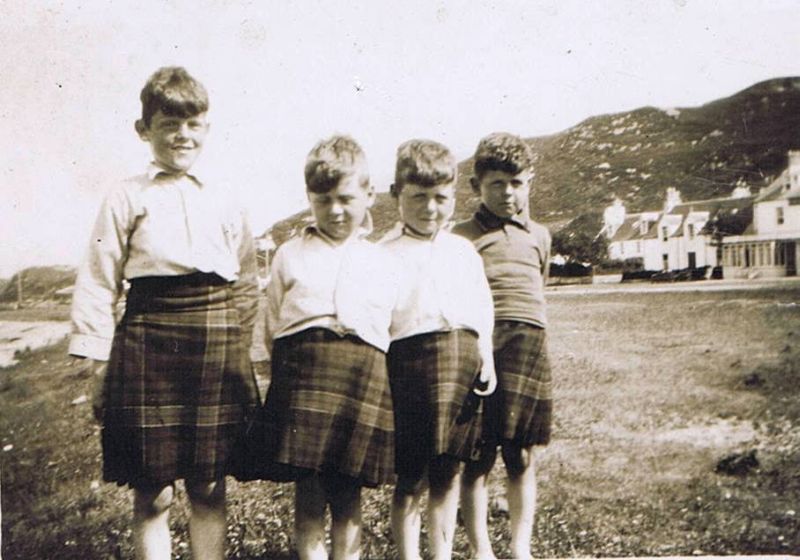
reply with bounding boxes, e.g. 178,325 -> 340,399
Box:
756,169 -> 800,202
609,214 -> 644,243
610,194 -> 755,243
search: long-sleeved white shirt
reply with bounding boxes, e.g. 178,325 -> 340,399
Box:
265,225 -> 400,353
380,224 -> 495,378
69,164 -> 258,360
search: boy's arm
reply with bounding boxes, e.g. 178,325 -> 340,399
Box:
263,247 -> 286,353
542,228 -> 552,287
470,249 -> 497,395
69,187 -> 132,361
232,213 -> 259,351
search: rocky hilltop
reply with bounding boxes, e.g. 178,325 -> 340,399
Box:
268,77 -> 800,250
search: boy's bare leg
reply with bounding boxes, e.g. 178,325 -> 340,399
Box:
187,478 -> 226,560
391,476 -> 423,560
296,475 -> 329,560
326,475 -> 362,560
427,457 -> 461,560
503,444 -> 537,560
133,484 -> 174,560
460,451 -> 497,560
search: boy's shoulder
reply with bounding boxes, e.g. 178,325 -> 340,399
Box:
450,215 -> 482,241
100,172 -> 154,205
525,218 -> 551,243
439,229 -> 481,253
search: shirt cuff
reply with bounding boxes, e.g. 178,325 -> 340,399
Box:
68,334 -> 111,361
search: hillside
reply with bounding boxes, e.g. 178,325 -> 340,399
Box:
0,266 -> 77,303
267,77 -> 800,250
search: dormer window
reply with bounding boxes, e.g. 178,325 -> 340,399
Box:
661,226 -> 669,242
688,223 -> 695,239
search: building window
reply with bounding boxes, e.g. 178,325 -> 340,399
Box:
777,207 -> 785,225
662,227 -> 669,242
776,242 -> 785,266
662,254 -> 669,270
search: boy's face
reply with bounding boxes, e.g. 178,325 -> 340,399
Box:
308,174 -> 375,242
397,181 -> 455,236
472,169 -> 533,218
136,110 -> 209,174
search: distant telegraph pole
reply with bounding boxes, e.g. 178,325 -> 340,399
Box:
16,270 -> 23,309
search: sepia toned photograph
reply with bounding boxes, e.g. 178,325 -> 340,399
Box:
2,1 -> 799,559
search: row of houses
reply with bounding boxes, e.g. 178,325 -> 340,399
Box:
601,151 -> 800,278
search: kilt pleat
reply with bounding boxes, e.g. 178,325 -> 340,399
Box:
485,321 -> 552,447
387,329 -> 483,478
101,273 -> 258,488
259,329 -> 395,487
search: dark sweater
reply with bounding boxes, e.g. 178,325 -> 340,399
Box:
452,205 -> 550,328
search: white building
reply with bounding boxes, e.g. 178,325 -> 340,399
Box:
721,151 -> 800,278
601,151 -> 800,278
602,187 -> 751,272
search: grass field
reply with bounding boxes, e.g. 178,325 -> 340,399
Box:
2,283 -> 799,559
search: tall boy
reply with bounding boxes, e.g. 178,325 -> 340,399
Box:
69,67 -> 259,560
381,139 -> 496,560
261,135 -> 398,560
452,132 -> 553,560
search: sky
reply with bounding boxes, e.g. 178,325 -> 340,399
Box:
2,0 -> 799,278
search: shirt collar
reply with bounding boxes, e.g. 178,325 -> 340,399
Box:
474,204 -> 531,232
147,162 -> 202,186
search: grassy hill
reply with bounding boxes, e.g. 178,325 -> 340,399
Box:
0,266 -> 77,303
267,77 -> 800,249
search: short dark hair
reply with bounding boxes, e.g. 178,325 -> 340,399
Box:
392,139 -> 456,196
473,132 -> 535,179
140,67 -> 209,127
304,135 -> 369,194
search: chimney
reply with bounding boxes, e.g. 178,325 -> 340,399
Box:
730,185 -> 751,199
664,187 -> 682,213
602,197 -> 626,238
789,150 -> 800,190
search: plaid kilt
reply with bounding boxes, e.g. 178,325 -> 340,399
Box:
483,321 -> 552,448
101,273 -> 258,488
387,329 -> 483,479
259,329 -> 394,487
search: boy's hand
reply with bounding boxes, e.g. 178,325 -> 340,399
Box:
473,365 -> 497,397
86,359 -> 109,423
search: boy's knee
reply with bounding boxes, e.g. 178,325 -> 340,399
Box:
186,478 -> 225,507
502,443 -> 533,476
134,484 -> 174,517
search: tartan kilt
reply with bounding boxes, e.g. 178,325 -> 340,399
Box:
483,321 -> 552,448
387,329 -> 483,479
101,273 -> 258,488
258,329 -> 395,487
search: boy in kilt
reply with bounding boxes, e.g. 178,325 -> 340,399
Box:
260,135 -> 399,560
69,67 -> 260,560
452,132 -> 553,560
381,139 -> 497,560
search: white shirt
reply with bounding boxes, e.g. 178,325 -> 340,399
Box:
265,225 -> 400,353
381,224 -> 495,378
69,164 -> 258,360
